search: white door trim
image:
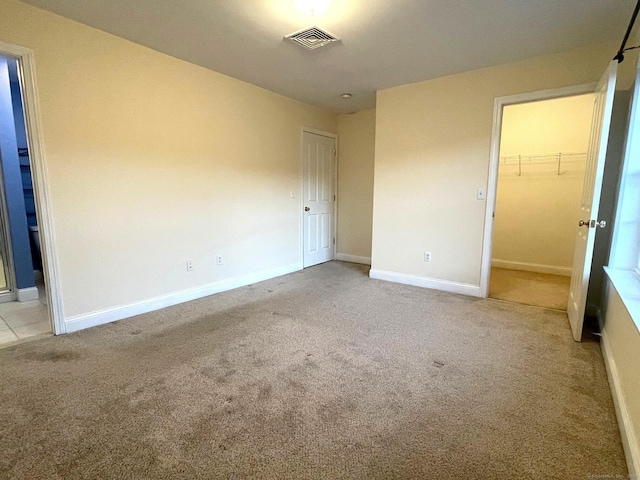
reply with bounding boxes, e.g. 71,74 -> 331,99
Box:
479,83 -> 597,298
300,127 -> 338,267
0,41 -> 65,335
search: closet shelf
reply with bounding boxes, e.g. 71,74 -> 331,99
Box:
499,152 -> 586,176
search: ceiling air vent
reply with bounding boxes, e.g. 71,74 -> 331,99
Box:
285,26 -> 340,50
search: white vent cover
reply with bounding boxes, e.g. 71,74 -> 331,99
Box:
285,26 -> 340,50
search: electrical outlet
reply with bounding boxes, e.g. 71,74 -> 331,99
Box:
424,252 -> 432,262
216,255 -> 223,265
186,260 -> 194,271
476,187 -> 486,200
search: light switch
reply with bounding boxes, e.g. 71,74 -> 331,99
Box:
476,188 -> 486,200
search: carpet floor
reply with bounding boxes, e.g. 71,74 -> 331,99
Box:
0,261 -> 626,479
489,267 -> 571,310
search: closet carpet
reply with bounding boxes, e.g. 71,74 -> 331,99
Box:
0,261 -> 626,479
489,267 -> 571,310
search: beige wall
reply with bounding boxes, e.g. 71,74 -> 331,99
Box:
499,95 -> 595,156
0,0 -> 337,320
337,109 -> 375,262
372,43 -> 615,288
601,280 -> 640,475
492,95 -> 594,273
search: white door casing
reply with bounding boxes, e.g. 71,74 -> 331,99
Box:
480,82 -> 597,300
567,61 -> 618,341
302,130 -> 335,268
0,41 -> 64,334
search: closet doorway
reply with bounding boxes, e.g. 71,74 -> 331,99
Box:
487,93 -> 595,310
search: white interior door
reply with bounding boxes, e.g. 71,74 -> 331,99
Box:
302,131 -> 335,268
567,61 -> 618,341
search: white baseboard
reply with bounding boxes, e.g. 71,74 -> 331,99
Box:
600,327 -> 640,477
64,263 -> 303,333
369,269 -> 481,297
491,259 -> 572,277
336,253 -> 371,265
17,286 -> 39,302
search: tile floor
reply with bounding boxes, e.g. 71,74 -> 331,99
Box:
0,275 -> 50,347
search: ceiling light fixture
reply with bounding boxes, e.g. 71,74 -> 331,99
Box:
340,93 -> 353,99
295,0 -> 332,16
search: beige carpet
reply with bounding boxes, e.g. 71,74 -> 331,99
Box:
0,262 -> 625,479
489,267 -> 571,310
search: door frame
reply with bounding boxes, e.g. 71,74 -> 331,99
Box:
0,147 -> 19,301
299,127 -> 338,267
479,83 -> 597,298
0,40 -> 65,335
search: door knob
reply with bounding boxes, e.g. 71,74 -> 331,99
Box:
579,219 -> 607,228
304,206 -> 310,212
592,220 -> 607,228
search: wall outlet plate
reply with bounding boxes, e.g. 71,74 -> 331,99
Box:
186,260 -> 194,271
216,255 -> 223,265
424,252 -> 432,262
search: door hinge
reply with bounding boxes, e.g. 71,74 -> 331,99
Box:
333,238 -> 336,245
334,194 -> 336,201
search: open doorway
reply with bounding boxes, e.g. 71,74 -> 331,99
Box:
487,93 -> 596,310
0,54 -> 50,346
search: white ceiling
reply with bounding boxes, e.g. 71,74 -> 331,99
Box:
21,0 -> 636,113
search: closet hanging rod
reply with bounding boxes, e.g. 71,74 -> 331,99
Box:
499,152 -> 586,162
499,152 -> 587,176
